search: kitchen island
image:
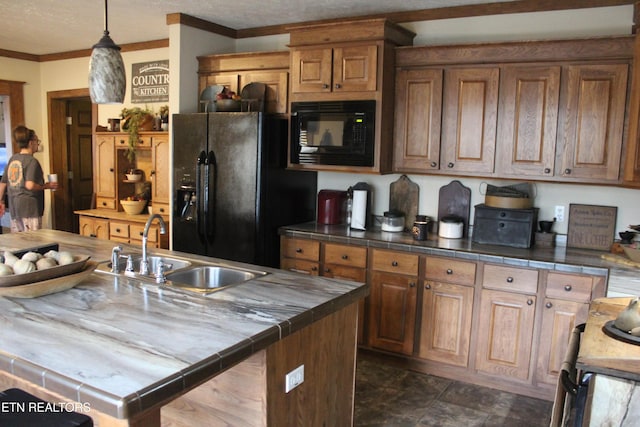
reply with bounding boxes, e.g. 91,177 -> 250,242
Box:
0,230 -> 368,426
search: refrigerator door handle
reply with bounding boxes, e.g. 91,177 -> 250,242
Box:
196,151 -> 207,239
205,150 -> 216,241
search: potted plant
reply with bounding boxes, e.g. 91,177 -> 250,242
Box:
120,107 -> 154,161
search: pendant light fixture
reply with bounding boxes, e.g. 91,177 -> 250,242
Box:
88,0 -> 126,104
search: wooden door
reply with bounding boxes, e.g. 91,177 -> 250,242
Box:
536,298 -> 588,386
290,47 -> 333,93
240,71 -> 289,114
442,67 -> 499,174
393,68 -> 443,172
419,281 -> 473,367
332,44 -> 378,92
475,289 -> 536,381
497,66 -> 560,178
558,63 -> 628,181
368,271 -> 417,355
151,135 -> 170,205
95,135 -> 115,199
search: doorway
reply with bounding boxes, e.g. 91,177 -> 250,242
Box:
47,89 -> 97,233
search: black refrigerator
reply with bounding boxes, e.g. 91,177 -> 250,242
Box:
172,112 -> 317,268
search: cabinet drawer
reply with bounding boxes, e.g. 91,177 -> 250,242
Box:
281,258 -> 320,275
546,272 -> 593,303
281,238 -> 320,261
425,256 -> 476,286
371,249 -> 419,276
483,264 -> 538,294
324,243 -> 367,268
150,203 -> 170,216
110,221 -> 130,238
130,224 -> 158,243
96,197 -> 116,210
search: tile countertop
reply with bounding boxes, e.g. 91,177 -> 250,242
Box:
279,222 -> 640,296
0,230 -> 368,420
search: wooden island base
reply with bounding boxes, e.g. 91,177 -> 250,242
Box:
0,303 -> 358,427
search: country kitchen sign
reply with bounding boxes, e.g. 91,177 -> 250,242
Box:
567,204 -> 617,251
131,60 -> 169,103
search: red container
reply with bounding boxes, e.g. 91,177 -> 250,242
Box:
317,190 -> 347,224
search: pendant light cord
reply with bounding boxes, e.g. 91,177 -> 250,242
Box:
104,0 -> 109,35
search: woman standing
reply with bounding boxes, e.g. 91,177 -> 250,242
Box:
0,125 -> 58,232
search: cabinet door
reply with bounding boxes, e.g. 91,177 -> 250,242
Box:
201,73 -> 240,97
95,135 -> 115,198
393,68 -> 443,172
368,271 -> 417,355
476,289 -> 536,381
332,44 -> 377,92
290,47 -> 333,93
558,63 -> 628,181
536,298 -> 588,386
497,66 -> 560,178
419,281 -> 473,367
240,71 -> 289,114
151,135 -> 170,204
442,67 -> 499,174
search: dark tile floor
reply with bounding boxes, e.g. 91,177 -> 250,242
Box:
354,353 -> 553,427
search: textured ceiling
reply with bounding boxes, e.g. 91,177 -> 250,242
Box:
0,0 -> 517,55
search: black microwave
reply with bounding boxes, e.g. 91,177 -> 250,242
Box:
290,100 -> 376,167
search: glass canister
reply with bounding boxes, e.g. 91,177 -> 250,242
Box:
412,215 -> 430,241
381,211 -> 405,232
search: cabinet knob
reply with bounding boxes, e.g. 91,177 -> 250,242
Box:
546,302 -> 553,309
564,168 -> 572,175
158,207 -> 165,213
392,261 -> 398,267
109,168 -> 114,172
322,84 -> 329,89
544,168 -> 551,174
101,201 -> 107,206
430,162 -> 437,168
425,284 -> 431,290
506,277 -> 514,283
324,268 -> 330,273
311,266 -> 317,271
341,254 -> 348,260
527,299 -> 534,306
295,248 -> 303,253
447,162 -> 454,168
564,285 -> 572,292
150,170 -> 156,176
139,231 -> 143,237
334,83 -> 342,89
115,228 -> 121,233
409,282 -> 416,288
446,269 -> 453,275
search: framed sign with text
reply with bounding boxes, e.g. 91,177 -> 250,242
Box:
567,204 -> 617,251
131,60 -> 169,103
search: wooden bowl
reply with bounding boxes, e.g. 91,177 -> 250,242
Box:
622,245 -> 640,263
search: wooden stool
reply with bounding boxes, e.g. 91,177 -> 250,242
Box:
0,388 -> 93,426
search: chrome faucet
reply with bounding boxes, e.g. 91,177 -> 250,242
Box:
139,214 -> 167,275
110,245 -> 123,273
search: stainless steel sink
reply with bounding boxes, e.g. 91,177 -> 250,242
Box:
164,265 -> 267,294
97,255 -> 191,275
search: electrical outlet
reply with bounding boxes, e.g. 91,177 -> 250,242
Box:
554,205 -> 565,223
285,365 -> 304,393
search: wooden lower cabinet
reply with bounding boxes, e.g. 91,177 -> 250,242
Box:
475,288 -> 537,381
79,216 -> 109,240
278,234 -> 607,399
419,281 -> 474,367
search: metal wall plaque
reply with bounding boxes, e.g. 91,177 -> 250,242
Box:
131,60 -> 169,103
567,204 -> 617,251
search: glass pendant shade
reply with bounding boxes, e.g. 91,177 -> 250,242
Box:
88,0 -> 126,104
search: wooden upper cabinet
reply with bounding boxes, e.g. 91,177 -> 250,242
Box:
496,66 -> 561,178
393,68 -> 443,172
441,67 -> 499,175
557,63 -> 628,182
95,134 -> 116,208
290,44 -> 377,94
198,51 -> 290,115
